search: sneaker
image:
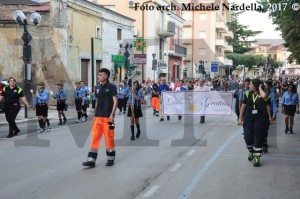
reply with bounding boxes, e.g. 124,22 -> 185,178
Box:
82,161 -> 95,168
160,118 -> 164,121
253,156 -> 261,167
81,117 -> 86,122
123,111 -> 126,114
75,119 -> 81,123
155,112 -> 159,117
153,111 -> 156,115
47,125 -> 51,132
6,134 -> 13,138
38,128 -> 45,133
105,160 -> 114,166
63,119 -> 67,125
290,129 -> 294,134
248,152 -> 254,161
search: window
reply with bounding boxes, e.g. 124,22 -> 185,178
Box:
273,54 -> 277,60
96,26 -> 102,38
199,31 -> 207,38
199,48 -> 206,55
81,59 -> 89,86
199,13 -> 207,20
117,28 -> 122,41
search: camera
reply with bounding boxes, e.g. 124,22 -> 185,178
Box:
108,122 -> 115,130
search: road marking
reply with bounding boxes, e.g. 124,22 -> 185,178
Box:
222,154 -> 300,161
178,132 -> 237,199
186,149 -> 196,156
143,185 -> 160,198
170,163 -> 182,172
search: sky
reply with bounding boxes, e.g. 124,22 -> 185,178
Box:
228,0 -> 283,40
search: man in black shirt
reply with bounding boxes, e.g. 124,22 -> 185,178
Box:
151,79 -> 160,116
0,77 -> 30,138
82,68 -> 118,168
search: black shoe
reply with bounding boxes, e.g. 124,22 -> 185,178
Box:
82,161 -> 95,168
130,135 -> 135,141
63,119 -> 67,125
253,157 -> 261,167
200,119 -> 204,124
7,134 -> 13,138
160,118 -> 164,121
153,111 -> 156,115
13,129 -> 20,136
136,130 -> 141,138
284,129 -> 289,134
167,116 -> 170,121
263,146 -> 268,153
58,120 -> 63,125
106,160 -> 114,166
290,130 -> 294,134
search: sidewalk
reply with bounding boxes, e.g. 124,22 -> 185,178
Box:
0,106 -> 81,126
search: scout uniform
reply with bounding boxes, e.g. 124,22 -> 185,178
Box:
53,83 -> 68,125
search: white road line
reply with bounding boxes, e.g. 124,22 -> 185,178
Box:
143,185 -> 160,198
186,149 -> 196,156
169,163 -> 182,172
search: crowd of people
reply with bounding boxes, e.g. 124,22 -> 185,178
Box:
0,72 -> 299,168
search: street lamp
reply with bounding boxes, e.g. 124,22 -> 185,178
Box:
13,10 -> 42,118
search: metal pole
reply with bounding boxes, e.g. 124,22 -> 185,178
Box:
91,37 -> 95,88
23,21 -> 30,119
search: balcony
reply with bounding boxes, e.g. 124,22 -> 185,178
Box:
216,21 -> 226,32
183,39 -> 192,45
175,45 -> 187,57
225,30 -> 234,39
183,20 -> 192,27
215,39 -> 226,48
158,21 -> 176,37
224,45 -> 233,52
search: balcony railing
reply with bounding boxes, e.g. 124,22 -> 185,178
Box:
216,21 -> 226,32
175,44 -> 187,57
215,39 -> 226,47
158,21 -> 176,37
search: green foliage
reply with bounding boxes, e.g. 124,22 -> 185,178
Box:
229,3 -> 262,54
226,53 -> 283,69
257,0 -> 300,63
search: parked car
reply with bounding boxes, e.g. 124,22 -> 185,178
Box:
0,77 -> 8,112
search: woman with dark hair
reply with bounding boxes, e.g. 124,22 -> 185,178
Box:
238,78 -> 270,167
281,84 -> 299,134
127,81 -> 143,140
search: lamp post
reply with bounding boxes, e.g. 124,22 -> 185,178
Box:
13,10 -> 41,118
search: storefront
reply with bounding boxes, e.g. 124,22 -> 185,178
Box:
112,54 -> 125,83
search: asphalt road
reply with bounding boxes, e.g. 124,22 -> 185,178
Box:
0,108 -> 299,199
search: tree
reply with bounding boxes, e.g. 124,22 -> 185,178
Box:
228,4 -> 262,54
257,0 -> 300,63
226,53 -> 282,69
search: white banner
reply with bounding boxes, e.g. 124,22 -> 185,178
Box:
162,91 -> 233,116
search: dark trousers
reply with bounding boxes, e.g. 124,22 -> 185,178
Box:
5,105 -> 21,136
118,98 -> 124,112
243,116 -> 268,155
123,97 -> 128,112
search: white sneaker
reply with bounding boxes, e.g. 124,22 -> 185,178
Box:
38,128 -> 45,133
75,119 -> 80,123
81,117 -> 86,122
47,125 -> 51,132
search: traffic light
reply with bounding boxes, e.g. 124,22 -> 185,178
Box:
152,59 -> 157,70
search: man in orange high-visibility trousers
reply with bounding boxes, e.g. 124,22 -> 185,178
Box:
82,68 -> 118,168
151,79 -> 160,117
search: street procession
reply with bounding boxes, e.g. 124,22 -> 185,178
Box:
0,0 -> 300,199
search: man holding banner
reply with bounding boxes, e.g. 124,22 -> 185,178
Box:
175,80 -> 187,121
194,79 -> 210,123
159,79 -> 170,122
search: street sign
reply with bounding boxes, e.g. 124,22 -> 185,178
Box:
211,62 -> 218,72
158,61 -> 167,69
